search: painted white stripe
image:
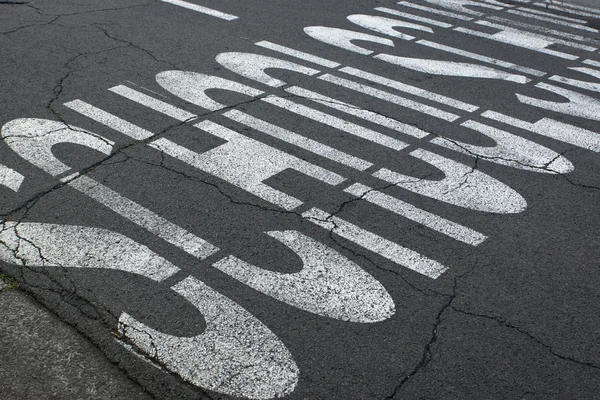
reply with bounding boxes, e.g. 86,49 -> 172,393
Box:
285,85 -> 429,139
419,0 -> 505,16
319,73 -> 459,122
254,40 -> 340,68
213,230 -> 396,322
109,85 -> 196,121
516,82 -> 600,121
302,207 -> 448,278
515,7 -> 589,23
549,67 -> 600,92
375,7 -> 453,28
64,100 -> 154,140
454,26 -> 579,60
584,59 -> 600,68
533,2 -> 600,18
508,9 -> 597,32
340,66 -> 478,111
69,175 -> 219,259
344,183 -> 487,245
396,1 -> 474,21
0,164 -> 24,192
262,95 -> 410,150
488,16 -> 598,46
482,110 -> 600,152
223,109 -> 373,171
417,39 -> 545,76
158,0 -> 238,21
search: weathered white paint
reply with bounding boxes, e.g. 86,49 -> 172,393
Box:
254,41 -> 340,68
373,149 -> 527,213
508,9 -> 597,33
109,85 -> 196,121
396,1 -> 474,21
549,67 -> 600,93
482,110 -> 600,152
374,53 -> 529,83
262,95 -> 409,151
584,59 -> 600,68
303,26 -> 395,55
416,39 -> 545,76
0,164 -> 24,192
213,230 -> 395,322
285,86 -> 429,139
420,0 -> 505,16
302,207 -> 448,278
375,7 -> 453,28
223,109 -> 373,171
516,83 -> 600,121
347,14 -> 432,39
344,183 -> 487,245
158,0 -> 238,21
215,52 -> 320,88
1,118 -> 114,177
532,2 -> 600,18
488,16 -> 597,46
338,67 -> 479,112
150,121 -> 345,210
430,120 -> 574,173
515,7 -> 588,23
319,73 -> 460,121
119,276 -> 299,400
0,222 -> 180,281
156,71 -> 263,111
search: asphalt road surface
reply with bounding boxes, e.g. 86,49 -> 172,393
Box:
1,0 -> 600,399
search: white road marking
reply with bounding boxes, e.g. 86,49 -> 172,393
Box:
419,0 -> 506,16
156,71 -> 263,111
158,0 -> 238,21
151,121 -> 345,211
255,41 -> 340,68
262,95 -> 410,151
0,222 -> 180,281
396,1 -> 474,21
584,59 -> 600,68
344,183 -> 487,245
373,149 -> 527,214
347,14 -> 432,39
319,73 -> 460,121
302,207 -> 448,279
482,110 -> 600,152
374,53 -> 530,83
303,26 -> 396,55
110,85 -> 197,121
64,100 -> 154,140
532,2 -> 600,18
339,66 -> 479,112
223,109 -> 374,171
0,164 -> 24,192
375,7 -> 453,28
213,230 -> 396,322
516,82 -> 600,121
284,85 -> 430,139
119,276 -> 299,400
416,39 -> 545,76
513,7 -> 589,23
430,120 -> 574,173
215,52 -> 320,88
549,67 -> 600,93
507,9 -> 598,33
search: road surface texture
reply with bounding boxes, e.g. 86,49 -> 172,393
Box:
1,0 -> 600,399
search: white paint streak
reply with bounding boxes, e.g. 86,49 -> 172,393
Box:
156,71 -> 263,111
482,110 -> 600,152
374,53 -> 529,83
516,82 -> 600,121
396,1 -> 474,21
0,222 -> 180,281
285,85 -> 429,139
262,95 -> 409,151
215,52 -> 319,88
533,2 -> 600,18
303,26 -> 395,55
347,14 -> 432,39
420,0 -> 505,15
254,41 -> 340,68
515,7 -> 588,23
375,7 -> 453,28
320,73 -> 460,121
223,109 -> 373,171
584,59 -> 600,68
109,85 -> 196,121
417,39 -> 545,76
344,183 -> 487,245
373,149 -> 527,214
213,230 -> 395,322
0,164 -> 24,192
151,121 -> 345,210
302,208 -> 447,278
158,0 -> 238,21
119,276 -> 298,400
549,67 -> 600,93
